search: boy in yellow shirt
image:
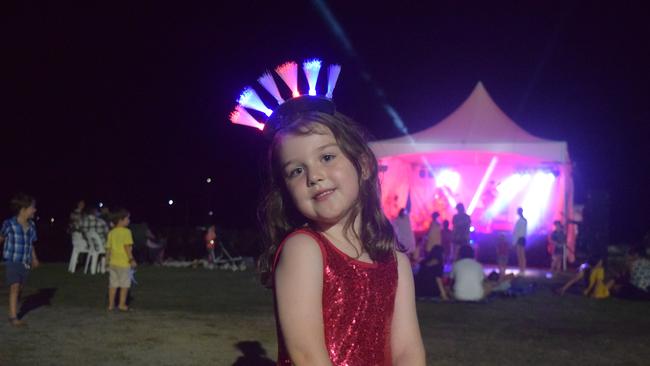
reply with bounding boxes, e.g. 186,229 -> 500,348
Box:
105,209 -> 137,311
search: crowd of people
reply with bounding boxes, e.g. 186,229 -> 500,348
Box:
398,203 -> 650,304
407,204 -> 520,302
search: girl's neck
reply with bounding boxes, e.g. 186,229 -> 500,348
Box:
314,215 -> 366,259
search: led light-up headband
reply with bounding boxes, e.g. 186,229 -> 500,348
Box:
229,59 -> 342,136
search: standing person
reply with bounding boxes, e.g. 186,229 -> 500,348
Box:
105,208 -> 137,312
495,233 -> 509,277
441,219 -> 452,263
425,212 -> 442,254
204,225 -> 217,264
249,64 -> 424,364
452,203 -> 471,258
0,194 -> 40,327
548,221 -> 566,273
394,208 -> 416,256
513,207 -> 528,275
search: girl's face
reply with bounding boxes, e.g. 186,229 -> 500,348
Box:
278,125 -> 361,227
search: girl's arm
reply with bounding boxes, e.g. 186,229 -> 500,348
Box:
275,234 -> 332,366
391,252 -> 426,365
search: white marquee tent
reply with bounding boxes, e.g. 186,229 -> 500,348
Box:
370,82 -> 574,261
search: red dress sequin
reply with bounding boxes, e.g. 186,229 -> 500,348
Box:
273,229 -> 398,365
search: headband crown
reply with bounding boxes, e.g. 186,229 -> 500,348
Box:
229,58 -> 341,136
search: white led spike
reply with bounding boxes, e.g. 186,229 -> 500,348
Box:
257,72 -> 284,104
326,64 -> 341,99
237,87 -> 273,117
302,59 -> 322,96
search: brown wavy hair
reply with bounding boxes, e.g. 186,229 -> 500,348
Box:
258,111 -> 399,286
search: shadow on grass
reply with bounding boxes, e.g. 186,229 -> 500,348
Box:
18,287 -> 57,319
231,340 -> 275,366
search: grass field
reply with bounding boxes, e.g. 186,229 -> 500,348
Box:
1,263 -> 649,365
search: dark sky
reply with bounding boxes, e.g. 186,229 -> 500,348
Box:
4,1 -> 649,242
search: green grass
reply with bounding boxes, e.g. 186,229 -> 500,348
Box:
0,264 -> 649,365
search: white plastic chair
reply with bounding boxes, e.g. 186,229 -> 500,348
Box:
68,232 -> 90,273
84,231 -> 106,275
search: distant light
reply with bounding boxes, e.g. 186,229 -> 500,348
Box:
208,211 -> 214,216
210,240 -> 215,245
469,226 -> 475,232
50,217 -> 55,223
168,200 -> 174,206
545,272 -> 553,279
99,202 -> 104,208
206,178 -> 212,183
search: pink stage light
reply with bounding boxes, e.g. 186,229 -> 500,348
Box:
520,172 -> 556,233
484,173 -> 531,219
467,156 -> 498,215
435,169 -> 461,192
441,186 -> 457,208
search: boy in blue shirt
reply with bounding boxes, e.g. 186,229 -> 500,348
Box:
0,193 -> 40,327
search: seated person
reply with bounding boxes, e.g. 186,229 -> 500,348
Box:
558,256 -> 597,295
486,271 -> 516,294
450,245 -> 492,301
414,245 -> 449,300
145,226 -> 166,265
613,246 -> 650,300
583,255 -> 614,299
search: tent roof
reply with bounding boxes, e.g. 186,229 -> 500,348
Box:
370,82 -> 570,163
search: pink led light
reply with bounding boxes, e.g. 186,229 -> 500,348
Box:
275,61 -> 300,98
229,105 -> 265,131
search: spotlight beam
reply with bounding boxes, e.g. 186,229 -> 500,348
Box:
467,156 -> 498,215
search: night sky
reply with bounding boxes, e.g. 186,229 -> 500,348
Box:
4,2 -> 649,243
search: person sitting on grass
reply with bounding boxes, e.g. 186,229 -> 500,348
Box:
414,245 -> 449,301
583,255 -> 614,299
558,258 -> 592,296
0,193 -> 40,327
613,246 -> 650,300
450,245 -> 492,301
106,208 -> 137,312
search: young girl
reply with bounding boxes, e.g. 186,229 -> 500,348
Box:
258,111 -> 426,365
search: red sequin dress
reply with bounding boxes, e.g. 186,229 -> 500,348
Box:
272,228 -> 398,365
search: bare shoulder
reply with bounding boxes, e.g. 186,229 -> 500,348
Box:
276,232 -> 323,269
394,251 -> 411,269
